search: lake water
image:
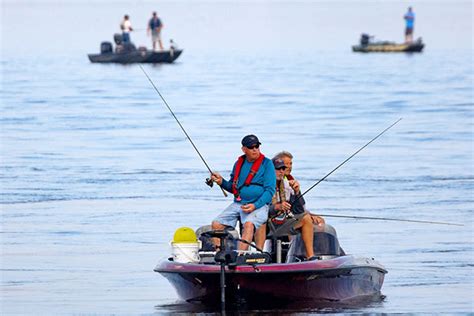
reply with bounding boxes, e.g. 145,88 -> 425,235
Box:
1,0 -> 473,314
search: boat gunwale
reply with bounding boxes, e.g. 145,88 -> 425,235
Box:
154,255 -> 387,275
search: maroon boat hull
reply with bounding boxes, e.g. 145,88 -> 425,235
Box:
155,255 -> 386,304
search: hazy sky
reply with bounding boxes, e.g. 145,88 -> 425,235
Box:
1,0 -> 473,56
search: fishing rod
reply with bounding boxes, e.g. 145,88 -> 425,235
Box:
139,65 -> 228,197
296,118 -> 402,202
270,119 -> 401,221
317,214 -> 463,226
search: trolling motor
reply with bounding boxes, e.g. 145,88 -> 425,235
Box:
201,229 -> 236,312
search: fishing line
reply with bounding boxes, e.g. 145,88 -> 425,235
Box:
317,213 -> 463,226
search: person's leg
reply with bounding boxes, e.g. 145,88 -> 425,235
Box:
240,222 -> 255,250
240,205 -> 269,250
152,32 -> 157,51
211,203 -> 240,247
123,32 -> 130,43
293,214 -> 314,258
254,223 -> 267,250
158,32 -> 164,50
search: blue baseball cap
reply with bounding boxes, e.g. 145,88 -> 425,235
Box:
241,134 -> 261,147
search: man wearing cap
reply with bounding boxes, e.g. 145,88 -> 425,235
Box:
274,151 -> 325,226
255,157 -> 317,260
210,135 -> 276,250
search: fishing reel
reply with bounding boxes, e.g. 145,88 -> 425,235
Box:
205,177 -> 214,187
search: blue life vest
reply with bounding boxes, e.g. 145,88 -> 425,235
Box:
149,18 -> 162,29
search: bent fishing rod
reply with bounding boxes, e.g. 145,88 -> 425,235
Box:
139,65 -> 228,197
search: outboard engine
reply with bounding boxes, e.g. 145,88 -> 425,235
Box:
114,33 -> 123,45
360,33 -> 370,46
100,41 -> 113,54
286,224 -> 344,262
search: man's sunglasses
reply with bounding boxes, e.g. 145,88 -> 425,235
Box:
276,166 -> 287,170
246,144 -> 260,150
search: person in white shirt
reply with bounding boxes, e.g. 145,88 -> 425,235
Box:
120,15 -> 133,43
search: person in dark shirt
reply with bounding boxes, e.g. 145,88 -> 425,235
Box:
147,11 -> 164,51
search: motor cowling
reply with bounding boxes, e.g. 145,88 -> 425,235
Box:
100,42 -> 113,54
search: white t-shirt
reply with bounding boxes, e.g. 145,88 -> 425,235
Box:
121,20 -> 132,33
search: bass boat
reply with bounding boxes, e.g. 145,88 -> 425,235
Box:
155,222 -> 387,307
88,34 -> 182,64
352,33 -> 424,53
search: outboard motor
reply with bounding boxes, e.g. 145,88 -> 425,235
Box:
360,33 -> 370,46
100,41 -> 113,54
114,33 -> 123,45
286,224 -> 344,262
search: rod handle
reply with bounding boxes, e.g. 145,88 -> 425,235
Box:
219,186 -> 228,197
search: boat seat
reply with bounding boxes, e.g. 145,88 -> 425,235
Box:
286,224 -> 344,262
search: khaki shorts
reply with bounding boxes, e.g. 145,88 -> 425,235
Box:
152,30 -> 161,42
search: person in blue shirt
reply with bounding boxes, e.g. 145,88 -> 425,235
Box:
211,135 -> 276,250
404,7 -> 415,43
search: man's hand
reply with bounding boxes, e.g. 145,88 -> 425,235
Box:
311,214 -> 325,226
241,204 -> 256,213
288,180 -> 300,194
281,201 -> 292,212
211,172 -> 223,185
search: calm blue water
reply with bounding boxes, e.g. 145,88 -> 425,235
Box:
1,1 -> 473,314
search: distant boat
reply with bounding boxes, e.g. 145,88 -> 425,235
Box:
88,34 -> 183,64
352,33 -> 424,53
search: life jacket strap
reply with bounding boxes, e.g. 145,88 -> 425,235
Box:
231,154 -> 265,198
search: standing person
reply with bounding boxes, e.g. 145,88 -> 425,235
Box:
120,15 -> 133,43
404,7 -> 415,43
210,135 -> 276,250
147,12 -> 164,51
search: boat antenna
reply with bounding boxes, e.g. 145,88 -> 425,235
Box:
294,118 -> 402,204
139,65 -> 228,197
317,214 -> 463,226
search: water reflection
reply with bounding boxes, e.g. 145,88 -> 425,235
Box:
156,294 -> 386,314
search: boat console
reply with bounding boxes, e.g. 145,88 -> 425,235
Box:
192,223 -> 345,266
